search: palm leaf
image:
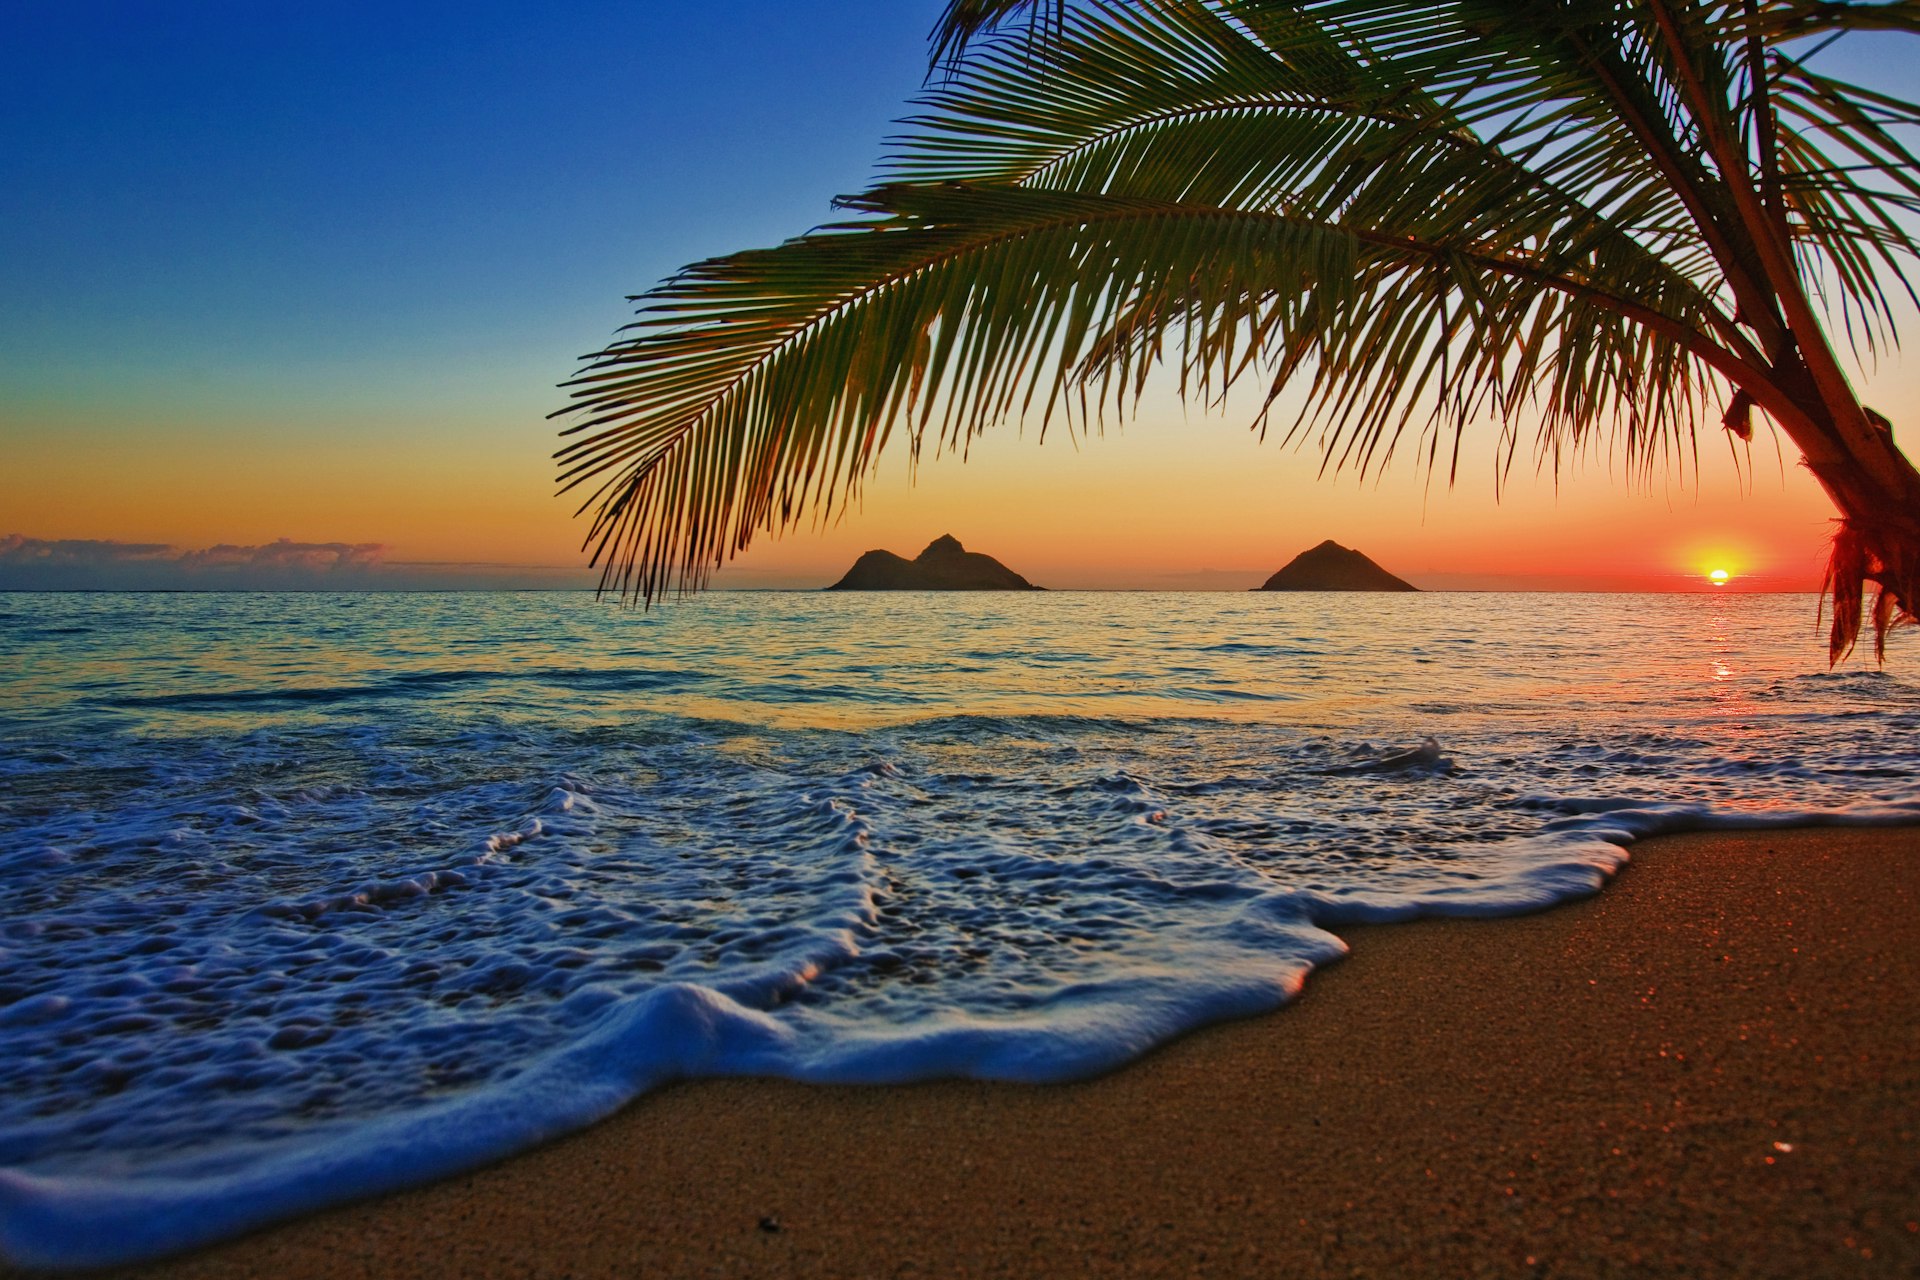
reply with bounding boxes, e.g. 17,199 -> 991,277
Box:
558,177 -> 1741,600
561,0 -> 1920,661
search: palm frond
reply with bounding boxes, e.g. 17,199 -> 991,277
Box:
1756,0 -> 1920,39
932,0 -> 1066,68
562,0 -> 1920,655
558,177 -> 1744,600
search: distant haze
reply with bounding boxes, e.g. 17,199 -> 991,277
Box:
0,536 -> 592,592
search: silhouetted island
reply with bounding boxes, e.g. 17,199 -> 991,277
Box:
827,535 -> 1042,591
1256,540 -> 1418,592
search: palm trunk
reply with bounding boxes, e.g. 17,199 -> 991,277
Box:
1785,403 -> 1920,662
1616,9 -> 1920,662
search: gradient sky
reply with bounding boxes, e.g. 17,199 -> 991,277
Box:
3,1 -> 1914,591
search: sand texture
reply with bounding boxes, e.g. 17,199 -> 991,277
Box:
50,826 -> 1920,1278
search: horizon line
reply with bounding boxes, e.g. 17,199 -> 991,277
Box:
0,586 -> 1825,596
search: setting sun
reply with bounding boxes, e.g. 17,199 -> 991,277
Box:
1709,568 -> 1731,584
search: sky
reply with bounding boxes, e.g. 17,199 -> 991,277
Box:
2,1 -> 1914,592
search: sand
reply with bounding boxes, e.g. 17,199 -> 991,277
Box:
62,826 -> 1920,1277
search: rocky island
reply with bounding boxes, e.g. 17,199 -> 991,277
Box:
1257,540 -> 1418,591
827,534 -> 1042,591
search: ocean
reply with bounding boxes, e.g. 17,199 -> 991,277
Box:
1,589 -> 1915,1267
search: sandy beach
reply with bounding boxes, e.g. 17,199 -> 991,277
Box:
58,825 -> 1918,1278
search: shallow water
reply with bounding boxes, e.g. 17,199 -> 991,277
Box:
1,590 -> 1915,1266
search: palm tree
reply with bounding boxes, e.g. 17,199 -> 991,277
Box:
556,0 -> 1920,659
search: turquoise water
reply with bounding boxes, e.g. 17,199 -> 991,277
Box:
1,590 -> 1916,1266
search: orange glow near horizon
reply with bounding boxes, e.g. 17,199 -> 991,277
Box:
0,406 -> 1851,591
5,355 -> 1911,593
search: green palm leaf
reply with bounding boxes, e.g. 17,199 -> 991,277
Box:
559,0 -> 1920,659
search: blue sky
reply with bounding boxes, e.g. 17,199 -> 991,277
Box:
2,1 -> 939,417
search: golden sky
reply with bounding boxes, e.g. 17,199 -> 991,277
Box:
4,364 -> 1886,592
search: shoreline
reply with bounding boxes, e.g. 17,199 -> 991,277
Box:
50,825 -> 1920,1277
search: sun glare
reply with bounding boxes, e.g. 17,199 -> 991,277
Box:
1709,568 -> 1730,584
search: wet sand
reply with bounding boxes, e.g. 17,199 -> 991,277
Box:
81,826 -> 1920,1277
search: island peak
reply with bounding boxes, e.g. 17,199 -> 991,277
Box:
827,535 -> 1042,591
1256,541 -> 1417,592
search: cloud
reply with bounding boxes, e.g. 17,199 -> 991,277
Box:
174,538 -> 387,573
0,535 -> 590,591
0,535 -> 176,566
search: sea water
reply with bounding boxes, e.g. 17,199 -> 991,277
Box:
1,590 -> 1915,1266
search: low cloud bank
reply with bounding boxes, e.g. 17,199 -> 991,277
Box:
0,536 -> 591,591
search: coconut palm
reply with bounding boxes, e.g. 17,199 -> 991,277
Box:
556,0 -> 1920,659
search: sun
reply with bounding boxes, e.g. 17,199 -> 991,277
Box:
1708,568 -> 1730,585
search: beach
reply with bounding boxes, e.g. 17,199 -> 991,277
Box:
85,824 -> 1917,1279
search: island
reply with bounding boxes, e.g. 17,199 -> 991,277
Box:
1256,540 -> 1418,591
827,534 -> 1043,591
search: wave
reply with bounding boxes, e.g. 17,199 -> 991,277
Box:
101,666 -> 709,710
2,590 -> 1915,1267
5,782 -> 1917,1268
